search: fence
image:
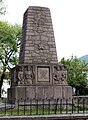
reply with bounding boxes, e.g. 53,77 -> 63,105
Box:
0,97 -> 88,116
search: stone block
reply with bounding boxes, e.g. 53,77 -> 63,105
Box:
54,86 -> 62,99
36,86 -> 45,99
15,86 -> 26,100
50,48 -> 56,52
64,86 -> 72,99
24,51 -> 29,54
26,86 -> 35,99
44,86 -> 53,99
41,36 -> 48,41
27,32 -> 35,36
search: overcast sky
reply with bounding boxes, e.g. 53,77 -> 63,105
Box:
1,0 -> 88,61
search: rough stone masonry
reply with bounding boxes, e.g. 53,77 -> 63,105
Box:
8,6 -> 72,102
19,6 -> 58,64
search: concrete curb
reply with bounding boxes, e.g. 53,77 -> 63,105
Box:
0,114 -> 88,120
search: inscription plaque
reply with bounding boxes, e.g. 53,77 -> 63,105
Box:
37,66 -> 50,82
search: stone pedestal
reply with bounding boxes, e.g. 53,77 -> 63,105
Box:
8,85 -> 72,101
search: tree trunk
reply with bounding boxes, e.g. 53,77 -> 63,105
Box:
0,68 -> 6,98
0,88 -> 1,99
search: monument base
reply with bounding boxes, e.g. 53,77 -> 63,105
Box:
8,85 -> 72,102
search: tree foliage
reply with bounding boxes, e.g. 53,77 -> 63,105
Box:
0,21 -> 21,97
0,21 -> 21,69
61,56 -> 88,95
0,0 -> 6,15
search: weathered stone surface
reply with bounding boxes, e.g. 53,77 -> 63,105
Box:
37,67 -> 50,82
44,86 -> 53,99
8,85 -> 72,100
54,86 -> 62,99
8,6 -> 72,102
36,86 -> 45,99
19,6 -> 58,64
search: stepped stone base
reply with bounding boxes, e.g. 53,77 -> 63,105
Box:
8,85 -> 72,101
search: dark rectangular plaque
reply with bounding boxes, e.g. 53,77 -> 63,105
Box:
37,66 -> 50,82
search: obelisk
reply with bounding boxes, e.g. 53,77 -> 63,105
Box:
19,6 -> 58,64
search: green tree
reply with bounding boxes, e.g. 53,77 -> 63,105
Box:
0,21 -> 21,98
61,56 -> 88,95
0,0 -> 6,15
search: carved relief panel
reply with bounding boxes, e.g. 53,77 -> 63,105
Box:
24,65 -> 35,85
17,66 -> 24,85
11,65 -> 35,86
53,65 -> 67,85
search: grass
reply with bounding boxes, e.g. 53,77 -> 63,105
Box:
0,105 -> 88,116
0,98 -> 88,116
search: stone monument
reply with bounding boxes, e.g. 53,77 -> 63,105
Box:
8,6 -> 72,102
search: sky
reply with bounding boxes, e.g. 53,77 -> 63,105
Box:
1,0 -> 88,61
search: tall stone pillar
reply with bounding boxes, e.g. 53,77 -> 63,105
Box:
19,6 -> 58,64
